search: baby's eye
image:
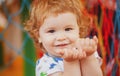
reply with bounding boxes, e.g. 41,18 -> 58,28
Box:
47,30 -> 55,33
65,28 -> 73,31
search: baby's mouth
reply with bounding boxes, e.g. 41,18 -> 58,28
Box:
55,43 -> 69,48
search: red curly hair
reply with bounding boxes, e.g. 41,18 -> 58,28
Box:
25,0 -> 91,49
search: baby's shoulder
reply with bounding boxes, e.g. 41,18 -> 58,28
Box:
35,54 -> 63,76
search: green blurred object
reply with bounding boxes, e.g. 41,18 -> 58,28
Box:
40,72 -> 47,76
20,0 -> 32,22
20,0 -> 36,76
23,32 -> 36,76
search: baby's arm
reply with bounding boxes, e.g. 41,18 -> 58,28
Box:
49,47 -> 86,76
80,54 -> 103,76
49,60 -> 81,76
78,36 -> 103,76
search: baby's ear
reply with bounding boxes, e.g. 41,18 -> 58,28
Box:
38,37 -> 42,43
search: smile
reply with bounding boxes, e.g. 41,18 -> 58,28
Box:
55,43 -> 69,48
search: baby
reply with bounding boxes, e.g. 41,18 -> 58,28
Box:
25,0 -> 103,76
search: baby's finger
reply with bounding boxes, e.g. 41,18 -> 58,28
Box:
85,38 -> 90,46
72,48 -> 79,59
62,48 -> 73,58
78,48 -> 84,59
79,38 -> 84,47
62,49 -> 68,58
90,39 -> 98,51
82,51 -> 86,58
82,38 -> 90,50
93,36 -> 98,44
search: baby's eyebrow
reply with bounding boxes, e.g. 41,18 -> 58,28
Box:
64,24 -> 75,28
45,26 -> 55,30
45,24 -> 59,28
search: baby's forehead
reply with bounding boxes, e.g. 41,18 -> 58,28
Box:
42,12 -> 77,21
43,13 -> 76,22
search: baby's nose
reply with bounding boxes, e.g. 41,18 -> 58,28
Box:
56,33 -> 66,41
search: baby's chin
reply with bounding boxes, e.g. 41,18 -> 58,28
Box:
54,52 -> 62,58
47,52 -> 62,58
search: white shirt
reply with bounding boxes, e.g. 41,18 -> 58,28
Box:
36,52 -> 101,76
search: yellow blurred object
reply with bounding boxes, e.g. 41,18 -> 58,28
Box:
0,56 -> 24,76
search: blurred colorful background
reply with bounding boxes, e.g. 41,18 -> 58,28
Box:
0,0 -> 120,76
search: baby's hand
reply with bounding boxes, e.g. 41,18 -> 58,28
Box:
76,36 -> 98,56
56,47 -> 86,62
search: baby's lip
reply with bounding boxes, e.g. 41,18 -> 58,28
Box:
55,43 -> 69,48
56,43 -> 67,46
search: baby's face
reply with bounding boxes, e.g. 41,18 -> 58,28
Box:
39,12 -> 80,57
